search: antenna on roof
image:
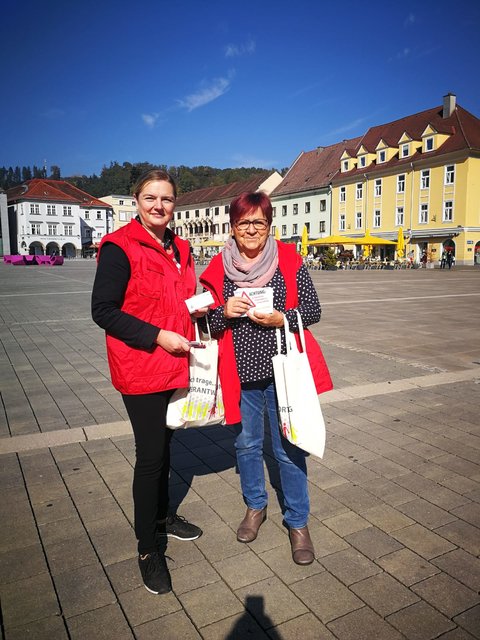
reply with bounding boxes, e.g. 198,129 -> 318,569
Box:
43,159 -> 48,178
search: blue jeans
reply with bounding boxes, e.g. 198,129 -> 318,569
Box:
235,380 -> 310,529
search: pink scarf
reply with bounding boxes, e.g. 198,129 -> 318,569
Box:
223,236 -> 279,287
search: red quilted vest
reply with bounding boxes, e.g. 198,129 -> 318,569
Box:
98,220 -> 196,395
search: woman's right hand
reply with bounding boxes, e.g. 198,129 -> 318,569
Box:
223,295 -> 252,319
155,330 -> 190,354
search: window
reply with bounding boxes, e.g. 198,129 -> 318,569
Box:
64,225 -> 74,236
222,222 -> 230,233
96,211 -> 102,220
85,228 -> 91,238
378,150 -> 386,163
305,202 -> 310,214
401,144 -> 409,158
319,221 -> 325,233
47,204 -> 56,216
84,211 -> 90,219
293,204 -> 298,215
443,200 -> 453,222
195,210 -> 199,218
272,206 -> 276,217
176,211 -> 182,220
47,223 -> 58,235
359,155 -> 366,168
445,165 -> 455,184
320,199 -> 326,211
373,209 -> 381,228
375,179 -> 382,196
30,203 -> 40,215
425,136 -> 434,151
214,207 -> 220,216
396,207 -> 404,226
397,174 -> 405,193
339,214 -> 346,231
356,183 -> 363,199
342,160 -> 349,172
224,205 -> 230,214
292,223 -> 298,235
340,187 -> 346,203
62,206 -> 72,216
419,203 -> 428,224
131,201 -> 135,206
282,205 -> 287,216
31,223 -> 41,235
271,225 -> 277,236
214,224 -> 219,234
421,169 -> 430,189
185,211 -> 190,219
355,212 -> 362,229
281,225 -> 287,236
205,208 -> 210,217
176,227 -> 183,236
305,222 -> 310,233
119,200 -> 124,205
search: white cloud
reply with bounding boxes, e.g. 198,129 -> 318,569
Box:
142,113 -> 160,128
225,39 -> 256,58
396,47 -> 411,59
322,117 -> 368,138
231,153 -> 276,168
178,74 -> 234,112
404,13 -> 415,27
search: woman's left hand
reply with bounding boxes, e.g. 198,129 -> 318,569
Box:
191,306 -> 209,319
247,309 -> 284,327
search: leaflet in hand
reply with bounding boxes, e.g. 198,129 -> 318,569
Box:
234,287 -> 273,316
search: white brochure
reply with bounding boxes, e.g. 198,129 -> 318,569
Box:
234,287 -> 274,316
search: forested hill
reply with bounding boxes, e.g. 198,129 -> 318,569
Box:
1,162 -> 284,197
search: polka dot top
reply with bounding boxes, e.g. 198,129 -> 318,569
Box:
207,265 -> 321,384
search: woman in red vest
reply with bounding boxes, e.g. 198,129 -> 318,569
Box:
92,170 -> 207,595
200,192 -> 332,565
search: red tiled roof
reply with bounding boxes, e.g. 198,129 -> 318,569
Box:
6,179 -> 112,208
270,138 -> 363,197
175,173 -> 271,207
331,103 -> 480,183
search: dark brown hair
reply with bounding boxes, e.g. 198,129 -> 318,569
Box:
132,169 -> 177,199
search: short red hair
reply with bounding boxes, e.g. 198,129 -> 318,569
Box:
229,191 -> 273,226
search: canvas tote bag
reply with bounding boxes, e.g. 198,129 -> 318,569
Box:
166,320 -> 225,429
272,312 -> 326,457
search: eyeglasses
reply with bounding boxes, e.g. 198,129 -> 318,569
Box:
235,219 -> 269,231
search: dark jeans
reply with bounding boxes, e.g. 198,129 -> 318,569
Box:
122,391 -> 174,555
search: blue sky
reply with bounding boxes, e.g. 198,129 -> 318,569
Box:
1,0 -> 479,177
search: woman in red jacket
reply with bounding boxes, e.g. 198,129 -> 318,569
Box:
200,192 -> 332,565
92,170 -> 207,595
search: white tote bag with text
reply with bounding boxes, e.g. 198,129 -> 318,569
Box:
272,312 -> 326,458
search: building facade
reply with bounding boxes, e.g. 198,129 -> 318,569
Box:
100,194 -> 137,231
330,94 -> 480,265
172,172 -> 282,245
4,179 -> 113,257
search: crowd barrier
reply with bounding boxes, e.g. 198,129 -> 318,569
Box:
3,255 -> 64,266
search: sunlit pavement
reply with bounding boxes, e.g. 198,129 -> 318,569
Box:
1,260 -> 479,639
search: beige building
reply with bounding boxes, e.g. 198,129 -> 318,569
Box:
100,194 -> 137,231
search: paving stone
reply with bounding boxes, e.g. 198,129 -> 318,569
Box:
327,605 -> 404,640
320,547 -> 383,585
434,520 -> 480,556
89,525 -> 137,566
398,498 -> 457,529
53,562 -> 117,618
240,518 -> 288,555
0,571 -> 60,629
361,478 -> 417,506
4,615 -> 69,640
432,549 -> 480,591
411,573 -> 480,618
322,510 -> 371,537
344,526 -> 404,559
106,556 -> 143,595
178,580 -> 244,628
451,501 -> 480,528
119,585 -> 181,627
32,495 -> 78,524
68,480 -> 113,503
436,629 -> 478,640
258,544 -> 324,585
38,515 -> 86,546
44,534 -> 98,576
291,571 -> 363,623
376,548 -> 440,586
200,611 -> 267,639
134,609 -> 202,639
350,572 -> 420,617
453,605 -> 480,639
235,576 -> 308,628
67,603 -> 133,639
387,601 -> 456,639
74,495 -> 124,523
0,543 -> 48,585
212,549 -> 273,590
360,504 -> 415,532
170,558 -> 220,595
392,523 -> 457,559
326,483 -> 382,511
27,479 -> 71,505
268,612 -> 335,639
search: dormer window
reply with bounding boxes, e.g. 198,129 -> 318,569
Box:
425,136 -> 434,152
342,160 -> 349,172
378,150 -> 386,163
359,155 -> 366,168
401,144 -> 409,158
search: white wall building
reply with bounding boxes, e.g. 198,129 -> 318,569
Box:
4,179 -> 113,257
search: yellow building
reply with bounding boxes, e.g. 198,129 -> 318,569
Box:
331,94 -> 480,265
100,194 -> 137,231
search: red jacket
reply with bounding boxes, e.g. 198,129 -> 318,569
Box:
99,220 -> 196,394
200,241 -> 333,424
